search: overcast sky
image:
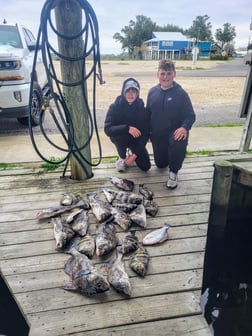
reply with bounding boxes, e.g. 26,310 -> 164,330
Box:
1,0 -> 252,54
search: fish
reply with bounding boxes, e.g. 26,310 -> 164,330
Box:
144,199 -> 159,217
60,192 -> 75,206
119,229 -> 139,255
112,202 -> 138,213
95,222 -> 119,257
65,208 -> 84,224
76,234 -> 96,258
36,199 -> 89,220
102,188 -> 143,205
110,206 -> 131,231
106,250 -> 132,297
139,184 -> 154,200
64,248 -> 110,296
129,246 -> 150,277
111,176 -> 135,192
52,217 -> 75,249
129,204 -> 147,229
87,192 -> 113,223
142,224 -> 170,246
71,210 -> 89,236
60,192 -> 85,206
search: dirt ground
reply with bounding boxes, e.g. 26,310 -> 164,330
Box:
83,60 -> 246,111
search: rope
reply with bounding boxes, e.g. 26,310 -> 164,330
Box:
29,0 -> 105,175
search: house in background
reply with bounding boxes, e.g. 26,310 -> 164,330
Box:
143,32 -> 212,60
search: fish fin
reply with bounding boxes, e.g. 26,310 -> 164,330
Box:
63,282 -> 78,291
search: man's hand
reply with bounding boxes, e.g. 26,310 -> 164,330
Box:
129,126 -> 141,138
174,127 -> 187,141
125,153 -> 137,165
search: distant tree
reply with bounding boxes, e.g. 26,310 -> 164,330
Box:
185,15 -> 213,42
215,23 -> 236,48
223,42 -> 235,56
155,23 -> 185,34
113,15 -> 156,58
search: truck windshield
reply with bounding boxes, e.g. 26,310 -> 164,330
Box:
0,25 -> 23,48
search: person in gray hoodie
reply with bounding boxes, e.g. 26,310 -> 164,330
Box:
146,59 -> 196,189
104,77 -> 151,172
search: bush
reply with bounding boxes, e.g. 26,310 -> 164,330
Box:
210,54 -> 228,61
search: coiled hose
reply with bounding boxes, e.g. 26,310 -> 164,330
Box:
29,0 -> 104,176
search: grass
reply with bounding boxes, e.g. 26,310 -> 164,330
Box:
187,150 -> 213,156
0,163 -> 21,170
39,156 -> 64,172
201,124 -> 244,128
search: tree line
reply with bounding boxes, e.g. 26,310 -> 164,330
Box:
113,15 -> 236,57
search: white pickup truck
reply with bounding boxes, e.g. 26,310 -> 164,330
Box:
0,21 -> 47,126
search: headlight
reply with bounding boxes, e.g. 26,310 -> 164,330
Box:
0,60 -> 22,70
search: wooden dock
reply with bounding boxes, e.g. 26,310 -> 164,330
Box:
0,152 -> 251,336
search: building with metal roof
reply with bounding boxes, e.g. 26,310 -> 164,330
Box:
143,32 -> 211,60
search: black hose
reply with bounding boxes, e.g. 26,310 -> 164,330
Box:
29,0 -> 104,174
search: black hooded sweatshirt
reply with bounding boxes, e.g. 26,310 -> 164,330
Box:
146,81 -> 196,137
104,78 -> 149,157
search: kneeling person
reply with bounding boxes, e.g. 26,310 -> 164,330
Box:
104,78 -> 151,172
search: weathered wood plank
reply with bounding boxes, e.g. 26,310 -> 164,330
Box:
1,250 -> 204,277
27,291 -> 202,336
0,235 -> 207,260
0,220 -> 208,246
14,269 -> 203,314
73,315 -> 212,336
5,254 -> 204,294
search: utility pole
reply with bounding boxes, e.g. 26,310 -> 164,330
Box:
54,0 -> 92,180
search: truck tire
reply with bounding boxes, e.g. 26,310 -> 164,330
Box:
17,82 -> 44,126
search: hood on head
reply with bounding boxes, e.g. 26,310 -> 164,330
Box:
122,78 -> 140,96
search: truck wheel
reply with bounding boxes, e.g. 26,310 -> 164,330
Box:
17,82 -> 44,126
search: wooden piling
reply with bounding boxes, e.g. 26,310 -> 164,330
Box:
55,0 -> 92,180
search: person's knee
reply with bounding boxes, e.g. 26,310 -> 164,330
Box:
136,159 -> 151,171
154,158 -> 168,168
156,163 -> 168,169
141,163 -> 151,172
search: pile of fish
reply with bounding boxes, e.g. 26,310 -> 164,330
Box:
36,176 -> 171,297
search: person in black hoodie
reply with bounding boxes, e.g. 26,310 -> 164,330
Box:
146,59 -> 196,189
104,78 -> 151,172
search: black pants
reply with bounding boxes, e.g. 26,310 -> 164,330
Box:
110,135 -> 151,172
150,132 -> 188,173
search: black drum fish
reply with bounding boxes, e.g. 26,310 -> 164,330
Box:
102,188 -> 143,205
52,217 -> 75,249
87,192 -> 113,223
144,199 -> 159,217
95,222 -> 119,257
139,184 -> 154,200
64,248 -> 110,296
129,246 -> 150,277
107,250 -> 132,297
110,176 -> 135,192
129,204 -> 147,229
119,230 -> 139,255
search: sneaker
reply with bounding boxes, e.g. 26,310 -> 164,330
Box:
167,171 -> 178,189
115,158 -> 126,172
